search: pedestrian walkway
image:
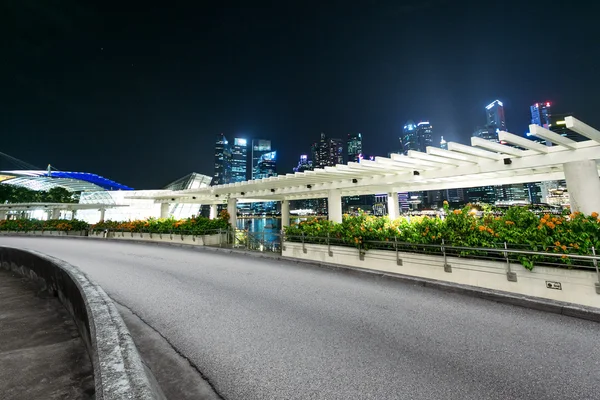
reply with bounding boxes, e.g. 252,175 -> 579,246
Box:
0,269 -> 95,400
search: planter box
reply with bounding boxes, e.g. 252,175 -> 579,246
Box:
90,231 -> 227,247
282,241 -> 600,308
0,230 -> 88,237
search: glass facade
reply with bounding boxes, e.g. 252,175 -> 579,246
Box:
254,151 -> 277,180
231,138 -> 248,183
402,120 -> 418,154
347,133 -> 362,162
251,139 -> 272,179
531,102 -> 552,128
311,133 -> 344,168
213,133 -> 231,186
485,100 -> 507,132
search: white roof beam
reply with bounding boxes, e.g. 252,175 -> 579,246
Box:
498,131 -> 549,153
389,154 -> 441,169
446,142 -> 503,161
471,137 -> 526,157
529,124 -> 577,149
565,116 -> 600,143
426,146 -> 479,163
406,150 -> 464,166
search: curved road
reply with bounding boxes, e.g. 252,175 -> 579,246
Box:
2,237 -> 599,400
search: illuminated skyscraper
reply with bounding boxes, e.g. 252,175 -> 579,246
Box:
254,151 -> 277,180
213,133 -> 231,185
347,133 -> 363,162
230,138 -> 248,183
294,155 -> 313,173
531,102 -> 552,128
251,139 -> 272,179
485,100 -> 506,132
416,121 -> 433,151
402,120 -> 418,154
440,136 -> 447,150
311,133 -> 344,168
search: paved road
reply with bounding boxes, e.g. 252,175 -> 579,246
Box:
2,237 -> 599,400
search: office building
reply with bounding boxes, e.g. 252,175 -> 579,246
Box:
254,151 -> 277,180
416,121 -> 433,152
293,155 -> 313,173
402,120 -> 418,154
311,133 -> 344,168
549,114 -> 587,142
230,138 -> 248,183
531,102 -> 552,128
485,99 -> 507,132
251,139 -> 272,179
473,126 -> 498,142
213,133 -> 231,185
347,133 -> 363,162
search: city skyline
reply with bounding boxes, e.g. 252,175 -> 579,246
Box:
2,1 -> 598,188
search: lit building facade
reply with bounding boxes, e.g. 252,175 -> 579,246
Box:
402,120 -> 418,154
230,138 -> 248,183
311,133 -> 344,168
254,151 -> 277,180
213,133 -> 231,185
347,133 -> 363,162
485,99 -> 507,132
531,102 -> 552,128
251,139 -> 272,179
440,136 -> 447,150
416,121 -> 433,152
293,155 -> 313,173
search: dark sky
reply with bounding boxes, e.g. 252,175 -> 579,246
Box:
2,0 -> 598,189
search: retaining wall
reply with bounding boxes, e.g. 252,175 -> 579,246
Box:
282,242 -> 600,308
89,230 -> 227,246
0,246 -> 165,400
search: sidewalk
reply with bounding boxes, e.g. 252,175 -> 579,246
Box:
0,269 -> 95,400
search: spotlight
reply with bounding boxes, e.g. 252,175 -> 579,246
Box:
271,189 -> 276,193
352,178 -> 358,183
413,171 -> 420,176
171,198 -> 175,201
215,194 -> 219,198
504,158 -> 512,165
307,184 -> 312,189
241,192 -> 245,196
192,196 -> 197,199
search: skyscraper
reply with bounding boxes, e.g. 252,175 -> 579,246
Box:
311,133 -> 344,168
347,133 -> 362,162
402,120 -> 418,154
485,100 -> 507,132
549,114 -> 587,142
230,138 -> 248,183
294,155 -> 313,173
531,102 -> 552,128
254,151 -> 277,180
251,139 -> 271,179
213,133 -> 231,186
440,136 -> 447,150
416,121 -> 433,151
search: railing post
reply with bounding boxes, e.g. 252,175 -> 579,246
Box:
505,241 -> 517,282
593,246 -> 600,295
218,228 -> 222,247
301,232 -> 307,253
442,238 -> 452,273
395,236 -> 402,266
262,230 -> 265,252
327,231 -> 333,257
281,229 -> 286,251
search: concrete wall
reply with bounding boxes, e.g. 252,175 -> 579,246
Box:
90,231 -> 227,246
282,242 -> 600,308
0,230 -> 88,237
0,246 -> 165,400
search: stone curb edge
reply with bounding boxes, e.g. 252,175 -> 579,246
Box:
4,233 -> 600,323
0,244 -> 166,400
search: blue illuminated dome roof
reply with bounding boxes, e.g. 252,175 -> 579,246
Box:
0,170 -> 134,192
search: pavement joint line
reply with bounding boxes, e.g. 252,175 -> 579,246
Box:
110,297 -> 228,400
3,234 -> 600,323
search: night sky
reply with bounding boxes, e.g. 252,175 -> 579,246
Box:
2,0 -> 598,189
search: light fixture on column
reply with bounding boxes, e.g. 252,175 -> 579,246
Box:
271,188 -> 276,193
215,194 -> 219,198
192,196 -> 197,199
307,184 -> 312,189
413,171 -> 420,176
504,158 -> 512,165
171,198 -> 175,201
352,178 -> 358,183
241,192 -> 245,196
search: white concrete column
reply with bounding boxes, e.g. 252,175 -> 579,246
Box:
99,208 -> 106,223
209,204 -> 218,219
227,198 -> 238,228
281,199 -> 290,227
0,210 -> 6,220
160,203 -> 170,219
387,192 -> 400,220
71,210 -> 77,220
327,189 -> 342,223
564,160 -> 600,215
51,209 -> 60,219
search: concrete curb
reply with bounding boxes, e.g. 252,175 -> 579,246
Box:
0,245 -> 166,400
3,234 -> 600,323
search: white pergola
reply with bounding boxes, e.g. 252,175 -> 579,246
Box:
132,116 -> 600,225
0,203 -> 127,221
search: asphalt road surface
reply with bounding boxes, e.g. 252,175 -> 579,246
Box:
2,237 -> 599,400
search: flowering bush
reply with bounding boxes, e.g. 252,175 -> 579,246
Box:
284,205 -> 600,270
91,215 -> 229,235
0,219 -> 89,232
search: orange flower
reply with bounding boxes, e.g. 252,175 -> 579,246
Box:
505,220 -> 515,225
431,235 -> 436,239
561,245 -> 567,251
487,228 -> 493,234
591,212 -> 599,218
453,210 -> 461,215
478,225 -> 486,231
546,222 -> 555,229
554,241 -> 561,246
